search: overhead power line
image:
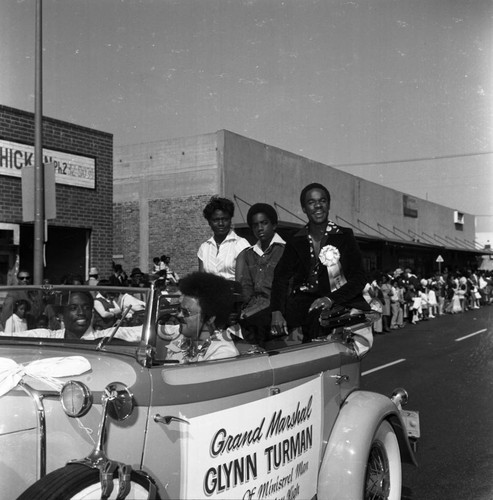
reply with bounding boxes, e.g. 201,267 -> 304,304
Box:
332,151 -> 493,168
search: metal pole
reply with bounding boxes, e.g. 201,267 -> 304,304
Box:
34,0 -> 44,284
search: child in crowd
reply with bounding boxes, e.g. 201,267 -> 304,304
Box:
449,277 -> 462,314
404,284 -> 421,324
366,281 -> 384,334
457,277 -> 468,312
418,283 -> 429,320
436,277 -> 446,316
4,299 -> 30,334
152,257 -> 161,275
427,281 -> 438,318
163,256 -> 179,284
36,314 -> 49,328
159,255 -> 168,272
389,279 -> 404,329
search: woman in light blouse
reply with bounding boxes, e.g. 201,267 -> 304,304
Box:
197,196 -> 249,280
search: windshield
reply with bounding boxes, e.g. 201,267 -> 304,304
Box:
0,285 -> 150,344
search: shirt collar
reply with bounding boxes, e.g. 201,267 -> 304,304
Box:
252,232 -> 286,256
295,219 -> 341,237
206,230 -> 238,245
80,326 -> 97,340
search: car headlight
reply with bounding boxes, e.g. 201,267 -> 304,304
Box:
60,380 -> 93,417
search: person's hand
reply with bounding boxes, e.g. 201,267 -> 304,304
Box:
271,311 -> 288,337
308,296 -> 333,313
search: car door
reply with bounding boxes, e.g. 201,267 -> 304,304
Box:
267,341 -> 355,496
142,353 -> 274,499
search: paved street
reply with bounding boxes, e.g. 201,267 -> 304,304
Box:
361,306 -> 493,500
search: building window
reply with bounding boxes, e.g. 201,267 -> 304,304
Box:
454,211 -> 464,231
454,211 -> 464,225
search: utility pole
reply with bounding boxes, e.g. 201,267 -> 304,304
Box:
33,0 -> 44,284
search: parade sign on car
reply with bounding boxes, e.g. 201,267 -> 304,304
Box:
181,377 -> 322,500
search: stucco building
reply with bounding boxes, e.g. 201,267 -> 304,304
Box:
114,129 -> 482,278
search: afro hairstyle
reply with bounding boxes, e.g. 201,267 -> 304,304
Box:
178,272 -> 238,328
246,203 -> 278,227
202,196 -> 235,221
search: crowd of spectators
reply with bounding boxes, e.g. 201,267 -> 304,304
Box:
365,267 -> 493,335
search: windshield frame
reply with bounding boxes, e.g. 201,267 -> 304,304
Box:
0,284 -> 151,349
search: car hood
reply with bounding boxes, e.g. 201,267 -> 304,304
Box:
0,345 -> 150,435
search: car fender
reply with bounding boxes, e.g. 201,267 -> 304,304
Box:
317,390 -> 416,500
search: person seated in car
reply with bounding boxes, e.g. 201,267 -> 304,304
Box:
0,291 -> 141,341
235,203 -> 285,346
93,279 -> 122,330
270,183 -> 372,355
158,272 -> 240,363
118,289 -> 147,326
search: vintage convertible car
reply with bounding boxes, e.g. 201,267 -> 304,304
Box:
0,282 -> 418,499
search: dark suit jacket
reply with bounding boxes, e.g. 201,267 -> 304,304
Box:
270,224 -> 369,327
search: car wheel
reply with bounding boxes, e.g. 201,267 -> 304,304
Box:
17,463 -> 160,500
364,420 -> 402,500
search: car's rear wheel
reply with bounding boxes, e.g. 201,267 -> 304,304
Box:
17,463 -> 160,500
364,420 -> 402,500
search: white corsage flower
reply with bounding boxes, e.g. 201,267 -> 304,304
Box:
319,245 -> 341,267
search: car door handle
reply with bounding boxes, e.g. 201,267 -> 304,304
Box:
154,414 -> 190,425
331,374 -> 349,384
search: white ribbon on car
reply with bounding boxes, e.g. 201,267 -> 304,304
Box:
319,245 -> 347,292
0,356 -> 91,397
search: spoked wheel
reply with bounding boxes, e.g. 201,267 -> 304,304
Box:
364,420 -> 402,500
17,463 -> 160,500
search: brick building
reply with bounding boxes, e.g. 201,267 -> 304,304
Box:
0,105 -> 113,284
114,130 -> 483,278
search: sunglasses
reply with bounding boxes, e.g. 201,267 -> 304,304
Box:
18,276 -> 31,281
177,306 -> 200,318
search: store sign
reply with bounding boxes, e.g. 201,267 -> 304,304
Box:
0,139 -> 95,189
403,194 -> 418,218
181,378 -> 322,500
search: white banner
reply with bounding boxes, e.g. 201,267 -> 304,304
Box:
0,139 -> 95,189
181,377 -> 322,500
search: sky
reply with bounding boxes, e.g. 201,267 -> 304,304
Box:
2,0 -> 492,235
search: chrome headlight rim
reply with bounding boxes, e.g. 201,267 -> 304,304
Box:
60,380 -> 93,418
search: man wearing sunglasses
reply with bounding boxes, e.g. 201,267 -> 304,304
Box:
158,272 -> 240,363
17,272 -> 32,283
0,270 -> 42,330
